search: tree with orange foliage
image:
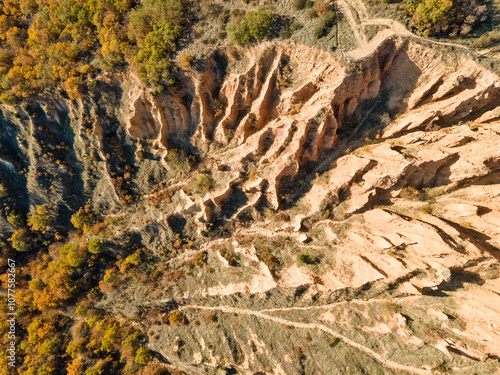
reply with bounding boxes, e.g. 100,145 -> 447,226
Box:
66,358 -> 85,375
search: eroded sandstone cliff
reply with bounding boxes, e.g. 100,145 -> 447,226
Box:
1,39 -> 499,374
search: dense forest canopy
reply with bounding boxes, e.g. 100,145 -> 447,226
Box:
0,0 -> 190,102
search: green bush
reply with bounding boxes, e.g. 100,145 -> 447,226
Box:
75,304 -> 86,317
296,253 -> 317,264
166,148 -> 190,174
88,238 -> 104,254
227,9 -> 275,46
123,332 -> 141,351
135,347 -> 151,365
101,323 -> 119,352
326,337 -> 340,347
125,252 -> 141,266
84,367 -> 102,375
194,174 -> 214,193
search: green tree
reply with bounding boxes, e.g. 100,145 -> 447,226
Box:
70,208 -> 91,230
60,243 -> 83,267
7,211 -> 24,227
27,205 -> 51,231
87,238 -> 103,254
412,0 -> 454,32
135,20 -> 183,86
227,9 -> 274,46
100,323 -> 119,352
10,228 -> 31,252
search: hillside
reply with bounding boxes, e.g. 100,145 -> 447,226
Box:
0,1 -> 500,375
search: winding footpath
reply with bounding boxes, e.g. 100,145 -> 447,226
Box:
336,0 -> 485,61
179,304 -> 432,374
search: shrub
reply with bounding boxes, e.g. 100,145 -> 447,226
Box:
85,366 -> 103,375
125,252 -> 141,266
306,7 -> 319,19
165,148 -> 190,174
314,1 -> 333,17
103,269 -> 115,284
326,337 -> 340,347
294,346 -> 303,361
27,205 -> 51,231
7,211 -> 24,227
168,310 -> 187,325
314,11 -> 335,38
219,11 -> 230,25
322,208 -> 332,219
178,53 -> 194,70
296,253 -> 317,264
135,347 -> 151,365
294,0 -> 307,10
66,358 -> 84,375
194,251 -> 208,267
123,331 -> 142,357
406,0 -> 486,37
193,174 -> 214,193
227,9 -> 275,46
255,242 -> 281,279
75,304 -> 86,317
412,0 -> 453,32
88,238 -> 104,254
0,92 -> 18,105
219,246 -> 238,266
381,303 -> 402,315
205,313 -> 217,323
0,183 -> 8,198
101,323 -> 119,352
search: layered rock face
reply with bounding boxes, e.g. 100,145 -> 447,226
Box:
1,40 -> 499,374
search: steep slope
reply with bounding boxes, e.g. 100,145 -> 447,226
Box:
0,39 -> 499,374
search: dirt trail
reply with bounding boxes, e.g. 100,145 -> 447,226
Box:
337,0 -> 368,47
337,0 -> 483,60
180,304 -> 432,375
258,295 -> 419,313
